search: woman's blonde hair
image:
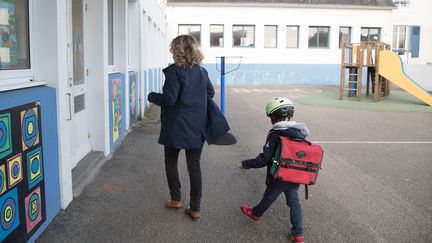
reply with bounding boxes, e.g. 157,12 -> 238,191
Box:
170,35 -> 204,68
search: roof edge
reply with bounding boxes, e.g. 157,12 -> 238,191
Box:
166,2 -> 396,10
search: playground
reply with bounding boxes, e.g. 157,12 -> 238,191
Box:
339,41 -> 432,107
38,84 -> 432,242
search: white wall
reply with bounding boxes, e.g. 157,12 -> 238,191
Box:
140,0 -> 168,114
128,1 -> 140,72
167,5 -> 393,65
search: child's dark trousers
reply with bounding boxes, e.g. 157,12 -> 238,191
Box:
253,180 -> 304,236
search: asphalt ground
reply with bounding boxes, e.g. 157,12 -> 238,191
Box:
38,85 -> 432,243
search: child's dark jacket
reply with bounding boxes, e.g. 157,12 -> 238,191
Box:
241,121 -> 310,181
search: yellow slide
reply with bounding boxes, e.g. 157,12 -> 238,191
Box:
378,50 -> 432,106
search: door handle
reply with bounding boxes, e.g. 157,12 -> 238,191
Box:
66,93 -> 72,120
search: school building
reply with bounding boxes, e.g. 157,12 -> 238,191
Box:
166,0 -> 432,90
0,0 -> 167,241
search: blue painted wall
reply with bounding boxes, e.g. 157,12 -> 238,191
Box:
203,63 -> 340,85
0,86 -> 60,243
143,70 -> 148,109
153,68 -> 158,92
158,68 -> 162,91
149,69 -> 153,93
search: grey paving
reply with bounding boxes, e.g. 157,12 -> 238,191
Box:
38,85 -> 432,243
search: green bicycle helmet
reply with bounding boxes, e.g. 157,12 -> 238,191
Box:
265,97 -> 294,120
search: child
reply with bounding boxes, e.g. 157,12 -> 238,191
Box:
239,97 -> 310,243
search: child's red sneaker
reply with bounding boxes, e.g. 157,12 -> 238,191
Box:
289,235 -> 304,243
240,205 -> 261,221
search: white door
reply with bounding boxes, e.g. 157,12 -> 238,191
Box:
67,0 -> 91,168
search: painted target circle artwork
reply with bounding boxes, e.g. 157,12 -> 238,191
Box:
0,121 -> 6,147
0,169 -> 4,192
31,157 -> 39,174
21,108 -> 39,149
27,193 -> 40,221
1,197 -> 16,230
11,162 -> 19,179
24,187 -> 42,234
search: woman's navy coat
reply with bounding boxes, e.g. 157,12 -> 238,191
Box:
148,64 -> 216,149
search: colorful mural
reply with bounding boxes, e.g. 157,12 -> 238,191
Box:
0,102 -> 46,242
129,71 -> 139,127
109,73 -> 125,150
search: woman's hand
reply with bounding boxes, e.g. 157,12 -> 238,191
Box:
147,92 -> 158,103
239,161 -> 244,169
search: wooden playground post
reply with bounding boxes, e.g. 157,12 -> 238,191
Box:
339,44 -> 346,99
374,43 -> 381,101
340,41 -> 391,102
357,44 -> 364,101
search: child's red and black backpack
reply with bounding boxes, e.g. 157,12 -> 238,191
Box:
270,136 -> 324,199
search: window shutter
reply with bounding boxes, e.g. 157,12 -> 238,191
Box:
410,26 -> 420,58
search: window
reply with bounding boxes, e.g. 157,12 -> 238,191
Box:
393,0 -> 409,7
108,0 -> 114,65
210,24 -> 224,47
361,27 -> 381,42
308,26 -> 330,48
286,25 -> 299,48
393,26 -> 409,55
0,0 -> 30,70
178,24 -> 201,44
264,25 -> 277,48
232,25 -> 255,47
392,25 -> 421,58
339,27 -> 351,48
74,94 -> 85,113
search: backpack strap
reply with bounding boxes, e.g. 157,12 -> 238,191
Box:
305,185 -> 308,200
289,137 -> 312,145
269,140 -> 282,177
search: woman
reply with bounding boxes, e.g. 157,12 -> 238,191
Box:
148,35 -> 214,220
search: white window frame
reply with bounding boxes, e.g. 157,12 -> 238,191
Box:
232,25 -> 255,48
392,25 -> 410,55
339,26 -> 351,48
209,24 -> 224,48
308,26 -> 330,49
0,0 -> 35,88
361,27 -> 381,42
178,24 -> 201,44
264,25 -> 277,48
107,0 -> 115,72
286,25 -> 299,49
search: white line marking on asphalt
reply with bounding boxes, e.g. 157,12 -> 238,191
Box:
293,88 -> 308,93
226,88 -> 323,93
312,141 -> 432,144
